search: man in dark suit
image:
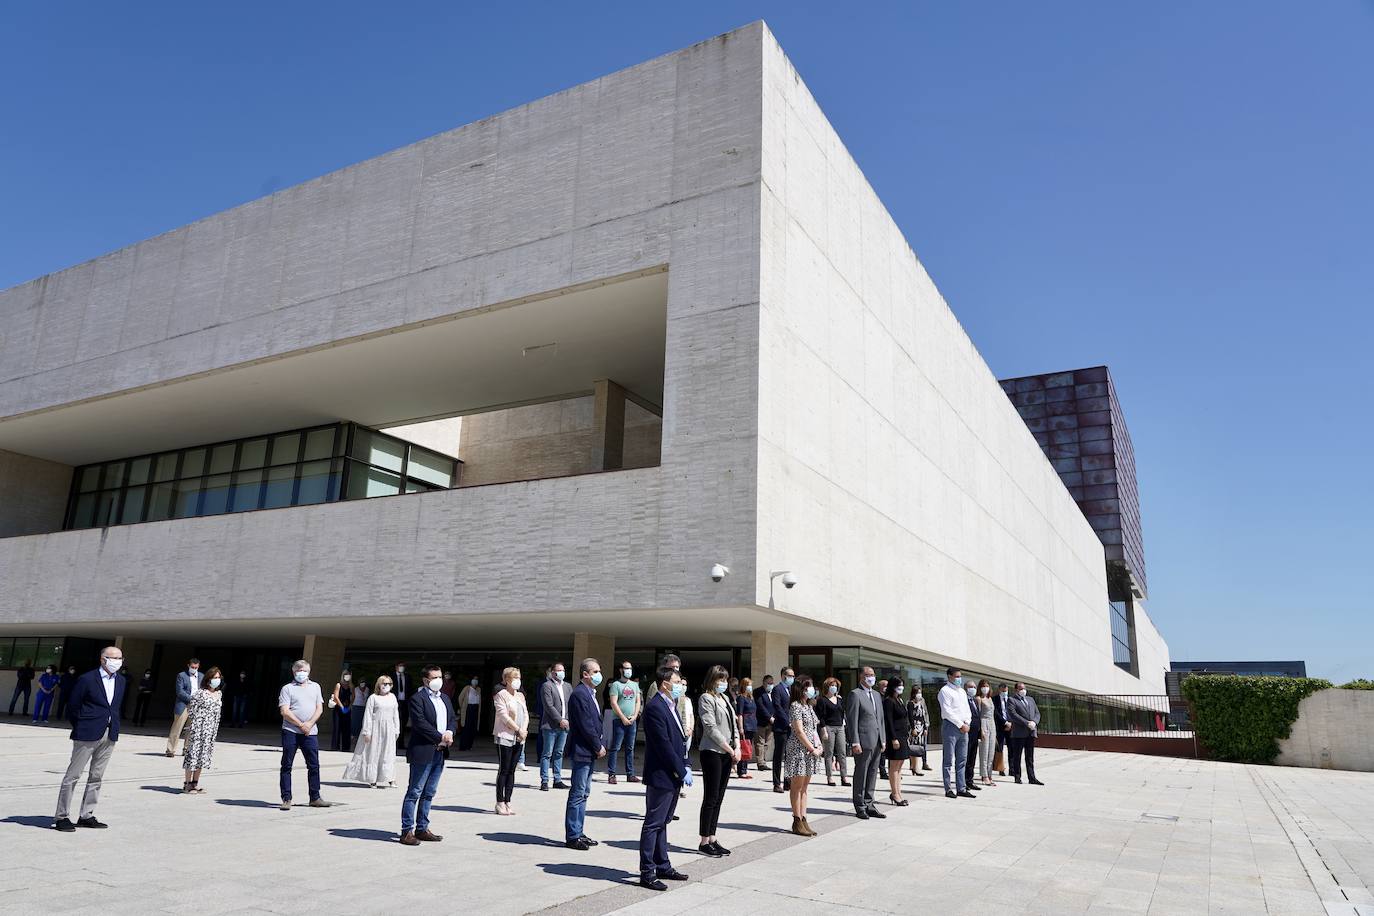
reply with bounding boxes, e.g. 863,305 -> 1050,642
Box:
564,658 -> 607,850
755,674 -> 775,773
54,647 -> 125,831
845,665 -> 887,820
399,664 -> 455,845
391,662 -> 411,746
637,665 -> 692,891
770,666 -> 795,792
993,683 -> 1012,777
964,683 -> 983,792
1008,682 -> 1044,785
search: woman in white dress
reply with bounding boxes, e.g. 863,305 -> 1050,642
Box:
342,675 -> 400,787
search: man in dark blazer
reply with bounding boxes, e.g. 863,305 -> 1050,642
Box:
54,647 -> 126,831
391,662 -> 411,746
1008,683 -> 1044,785
637,666 -> 692,891
564,658 -> 607,850
964,684 -> 983,792
770,666 -> 795,792
755,674 -> 775,773
993,684 -> 1012,776
399,664 -> 454,845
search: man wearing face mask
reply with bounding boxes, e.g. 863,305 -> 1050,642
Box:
399,665 -> 455,844
937,667 -> 975,799
53,647 -> 125,831
56,665 -> 79,721
844,666 -> 887,819
564,658 -> 607,851
539,662 -> 574,791
33,665 -> 60,724
1008,683 -> 1044,785
637,666 -> 692,890
770,666 -> 795,793
390,663 -> 410,748
606,660 -> 642,785
457,675 -> 482,751
277,660 -> 331,811
165,658 -> 202,757
229,671 -> 251,728
993,684 -> 1012,777
962,679 -> 983,793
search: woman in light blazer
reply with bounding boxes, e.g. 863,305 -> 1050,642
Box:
493,667 -> 529,815
696,665 -> 741,858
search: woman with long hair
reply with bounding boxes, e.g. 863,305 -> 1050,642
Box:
782,675 -> 823,836
735,677 -> 757,780
975,678 -> 997,786
816,677 -> 848,787
696,665 -> 740,857
881,677 -> 911,806
343,675 -> 400,787
906,685 -> 932,776
181,667 -> 224,795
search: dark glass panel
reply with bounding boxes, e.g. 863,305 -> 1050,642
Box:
119,487 -> 147,524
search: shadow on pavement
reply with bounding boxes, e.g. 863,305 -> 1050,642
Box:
535,863 -> 639,884
585,809 -> 641,820
430,805 -> 484,814
1,815 -> 54,829
478,831 -> 564,847
601,839 -> 694,854
328,828 -> 395,843
140,785 -> 182,794
216,799 -> 279,808
716,821 -> 787,834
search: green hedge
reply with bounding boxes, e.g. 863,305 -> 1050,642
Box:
1341,679 -> 1374,690
1180,675 -> 1332,763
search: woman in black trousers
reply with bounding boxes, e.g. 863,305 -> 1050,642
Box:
696,665 -> 741,857
735,677 -> 757,779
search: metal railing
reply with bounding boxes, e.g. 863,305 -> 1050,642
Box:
1036,693 -> 1194,738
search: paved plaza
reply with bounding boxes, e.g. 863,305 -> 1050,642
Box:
1,721 -> 1370,915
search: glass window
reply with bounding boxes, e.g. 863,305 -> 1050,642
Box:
175,480 -> 204,518
181,448 -> 206,479
120,487 -> 147,524
70,493 -> 97,528
270,433 -> 301,466
298,460 -> 340,505
0,639 -> 13,668
78,466 -> 102,492
201,474 -> 231,515
303,427 -> 336,461
346,462 -> 400,499
208,444 -> 236,475
103,461 -> 127,489
93,490 -> 118,527
34,640 -> 64,669
127,456 -> 151,486
407,447 -> 455,487
262,465 -> 296,509
153,452 -> 179,482
352,428 -> 404,473
239,438 -> 268,470
146,483 -> 176,522
229,470 -> 263,512
9,638 -> 39,668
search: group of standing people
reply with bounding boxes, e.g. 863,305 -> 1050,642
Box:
8,660 -> 81,723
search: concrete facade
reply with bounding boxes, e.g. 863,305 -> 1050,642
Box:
1277,689 -> 1374,772
0,23 -> 1165,696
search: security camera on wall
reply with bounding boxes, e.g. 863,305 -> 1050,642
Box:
781,572 -> 798,589
710,564 -> 730,583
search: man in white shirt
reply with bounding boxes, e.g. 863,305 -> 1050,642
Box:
937,667 -> 976,799
539,663 -> 574,790
400,664 -> 455,845
54,647 -> 126,831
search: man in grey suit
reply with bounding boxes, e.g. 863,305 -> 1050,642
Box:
539,662 -> 575,791
165,658 -> 202,757
844,666 -> 887,820
1008,682 -> 1044,785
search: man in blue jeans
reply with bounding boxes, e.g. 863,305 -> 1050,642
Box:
400,664 -> 455,845
936,666 -> 975,799
277,660 -> 332,811
539,662 -> 573,790
564,658 -> 607,850
606,660 -> 642,784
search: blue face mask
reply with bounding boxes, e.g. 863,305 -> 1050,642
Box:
952,676 -> 963,687
784,676 -> 795,687
671,683 -> 686,700
827,685 -> 838,696
590,672 -> 603,687
554,670 -> 565,681
805,686 -> 817,700
715,682 -> 728,694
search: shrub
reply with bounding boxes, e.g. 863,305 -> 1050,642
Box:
1180,675 -> 1332,763
1340,679 -> 1374,690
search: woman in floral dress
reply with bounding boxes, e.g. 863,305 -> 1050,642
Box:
343,674 -> 400,787
182,667 -> 224,794
782,675 -> 823,837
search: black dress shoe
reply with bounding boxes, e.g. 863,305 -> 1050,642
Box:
54,818 -> 76,832
1029,778 -> 1044,785
640,878 -> 668,891
945,790 -> 958,798
565,838 -> 591,851
539,783 -> 550,791
698,843 -> 723,857
553,781 -> 569,790
957,790 -> 977,799
865,807 -> 886,819
772,785 -> 784,793
658,869 -> 688,881
710,841 -> 731,856
578,835 -> 599,846
854,808 -> 870,820
1014,778 -> 1023,784
76,816 -> 107,828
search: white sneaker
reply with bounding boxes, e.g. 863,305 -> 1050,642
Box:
519,764 -> 529,772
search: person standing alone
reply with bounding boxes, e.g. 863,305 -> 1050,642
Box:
8,659 -> 34,717
53,647 -> 125,831
165,659 -> 202,757
33,665 -> 60,723
56,665 -> 79,721
606,661 -> 642,784
132,669 -> 155,726
277,660 -> 331,811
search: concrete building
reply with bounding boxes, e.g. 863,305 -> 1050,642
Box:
0,23 -> 1167,725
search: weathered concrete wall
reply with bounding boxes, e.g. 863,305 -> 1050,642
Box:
1277,689 -> 1374,772
0,448 -> 72,538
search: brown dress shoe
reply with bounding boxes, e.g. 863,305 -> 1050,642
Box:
415,829 -> 443,842
399,832 -> 420,846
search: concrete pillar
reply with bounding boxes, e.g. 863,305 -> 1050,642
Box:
302,635 -> 348,743
573,633 -> 615,675
751,630 -> 790,688
591,379 -> 627,471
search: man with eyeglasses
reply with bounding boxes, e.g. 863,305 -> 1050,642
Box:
53,647 -> 126,832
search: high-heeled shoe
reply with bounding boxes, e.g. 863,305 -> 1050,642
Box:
889,794 -> 909,807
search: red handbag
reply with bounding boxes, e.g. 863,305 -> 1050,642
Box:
740,736 -> 754,762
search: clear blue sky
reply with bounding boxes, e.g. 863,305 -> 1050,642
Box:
2,4 -> 1370,682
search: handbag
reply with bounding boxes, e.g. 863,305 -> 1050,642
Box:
906,736 -> 923,755
740,736 -> 754,762
993,749 -> 1005,773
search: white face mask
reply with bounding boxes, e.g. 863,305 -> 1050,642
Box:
511,678 -> 523,691
210,677 -> 222,688
895,684 -> 904,695
396,667 -> 405,674
1017,689 -> 1027,698
980,686 -> 990,695
342,674 -> 351,682
379,684 -> 391,694
428,678 -> 443,692
966,687 -> 976,697
295,671 -> 309,684
554,670 -> 565,681
470,679 -> 478,686
104,658 -> 122,673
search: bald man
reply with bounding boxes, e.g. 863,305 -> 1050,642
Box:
54,647 -> 126,831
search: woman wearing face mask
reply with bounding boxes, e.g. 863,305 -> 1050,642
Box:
906,685 -> 932,776
881,678 -> 912,805
343,675 -> 400,787
493,667 -> 529,815
815,677 -> 848,787
696,665 -> 740,857
975,679 -> 997,786
782,675 -> 823,836
735,677 -> 757,779
181,667 -> 224,794
457,676 -> 483,751
330,671 -> 355,752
